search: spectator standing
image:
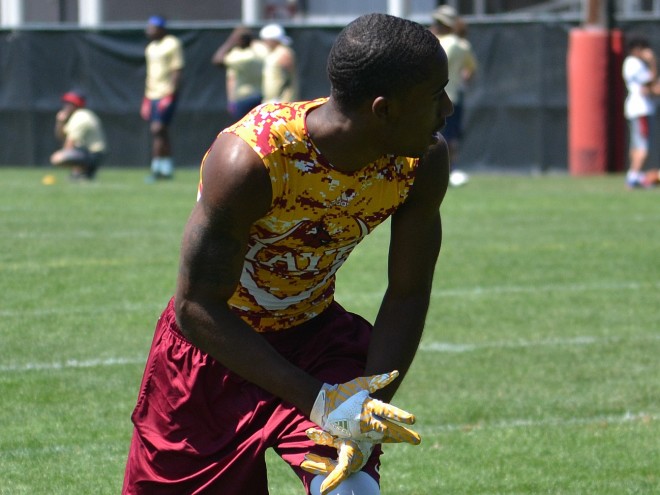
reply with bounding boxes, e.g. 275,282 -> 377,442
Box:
50,90 -> 106,181
430,5 -> 477,186
123,13 -> 452,495
622,36 -> 657,188
259,23 -> 299,103
142,15 -> 184,182
212,26 -> 265,119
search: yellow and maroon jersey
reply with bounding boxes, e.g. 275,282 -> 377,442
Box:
198,99 -> 419,331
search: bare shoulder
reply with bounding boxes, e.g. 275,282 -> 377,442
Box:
199,132 -> 272,227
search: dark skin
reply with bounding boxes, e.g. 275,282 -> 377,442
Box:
211,26 -> 255,108
175,47 -> 452,415
211,26 -> 254,67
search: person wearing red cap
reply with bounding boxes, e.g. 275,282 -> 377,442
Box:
142,15 -> 184,182
50,90 -> 106,180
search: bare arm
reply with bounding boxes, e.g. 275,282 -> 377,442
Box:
54,108 -> 73,141
365,139 -> 450,401
211,27 -> 250,67
174,133 -> 322,415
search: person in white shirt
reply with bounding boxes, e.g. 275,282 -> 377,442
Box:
622,36 -> 658,188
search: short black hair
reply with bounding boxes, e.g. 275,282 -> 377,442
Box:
627,35 -> 650,52
327,13 -> 441,110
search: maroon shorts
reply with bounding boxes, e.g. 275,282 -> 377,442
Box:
122,298 -> 381,494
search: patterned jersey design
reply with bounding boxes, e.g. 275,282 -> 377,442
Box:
199,99 -> 419,331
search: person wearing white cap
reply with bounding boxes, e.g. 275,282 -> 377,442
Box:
259,23 -> 299,103
430,5 -> 477,186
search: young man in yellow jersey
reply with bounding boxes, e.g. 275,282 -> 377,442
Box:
141,15 -> 184,181
124,13 -> 452,495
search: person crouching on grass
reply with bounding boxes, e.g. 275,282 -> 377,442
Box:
50,90 -> 107,181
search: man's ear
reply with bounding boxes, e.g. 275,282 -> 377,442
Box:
372,96 -> 398,122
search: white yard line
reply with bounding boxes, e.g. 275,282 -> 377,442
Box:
418,411 -> 659,433
430,280 -> 660,297
3,333 -> 659,374
0,356 -> 146,373
2,412 -> 656,459
420,334 -> 660,353
2,280 -> 658,317
342,280 -> 660,301
0,301 -> 164,317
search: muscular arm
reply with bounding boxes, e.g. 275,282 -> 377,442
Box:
365,139 -> 450,401
174,133 -> 322,415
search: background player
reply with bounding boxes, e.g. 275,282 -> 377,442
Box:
50,90 -> 106,181
142,15 -> 184,182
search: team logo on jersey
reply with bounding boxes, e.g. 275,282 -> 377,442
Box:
238,216 -> 369,311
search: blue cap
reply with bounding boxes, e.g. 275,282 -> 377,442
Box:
148,15 -> 166,28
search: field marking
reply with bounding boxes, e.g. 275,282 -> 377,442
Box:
420,334 -> 660,353
2,279 -> 659,317
0,256 -> 176,272
419,411 -> 659,434
0,356 -> 146,373
430,280 -> 660,297
9,229 -> 178,240
2,411 -> 657,459
3,332 -> 660,374
0,301 -> 165,317
335,280 -> 660,303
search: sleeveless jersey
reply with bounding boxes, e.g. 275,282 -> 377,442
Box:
199,99 -> 419,331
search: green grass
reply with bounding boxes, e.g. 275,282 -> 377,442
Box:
1,167 -> 658,494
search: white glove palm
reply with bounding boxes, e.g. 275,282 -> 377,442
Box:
309,370 -> 421,444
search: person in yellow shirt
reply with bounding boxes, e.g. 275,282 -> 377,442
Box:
142,15 -> 184,181
50,90 -> 106,181
259,23 -> 299,103
212,26 -> 265,119
430,5 -> 477,186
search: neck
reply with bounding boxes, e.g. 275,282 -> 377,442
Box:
307,99 -> 383,173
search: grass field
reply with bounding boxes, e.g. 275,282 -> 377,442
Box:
1,167 -> 658,494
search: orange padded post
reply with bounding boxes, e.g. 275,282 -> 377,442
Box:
567,28 -> 611,175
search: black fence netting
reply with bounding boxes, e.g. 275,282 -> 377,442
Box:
0,21 -> 655,171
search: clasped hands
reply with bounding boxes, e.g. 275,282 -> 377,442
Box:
301,370 -> 421,494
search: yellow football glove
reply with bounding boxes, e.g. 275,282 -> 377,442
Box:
309,370 -> 421,445
300,428 -> 373,495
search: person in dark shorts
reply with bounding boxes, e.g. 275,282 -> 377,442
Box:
123,13 -> 453,495
141,15 -> 184,181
